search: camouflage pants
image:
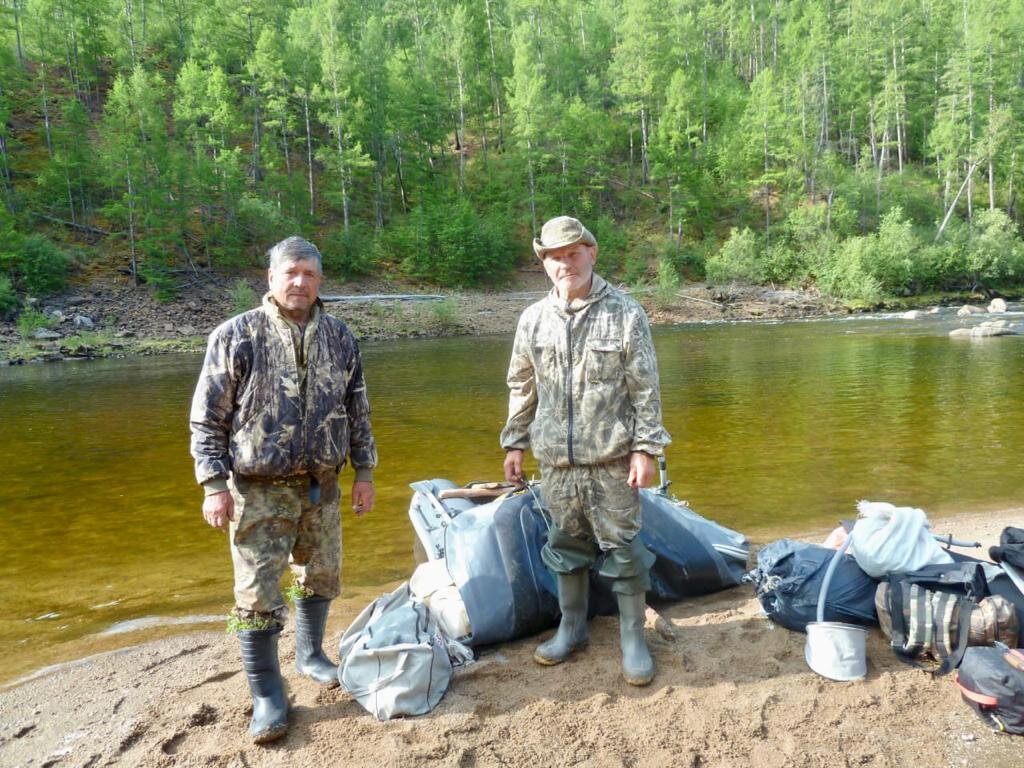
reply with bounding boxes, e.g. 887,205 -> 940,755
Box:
228,473 -> 341,624
539,458 -> 654,594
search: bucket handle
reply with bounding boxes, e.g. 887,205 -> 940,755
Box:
817,533 -> 855,623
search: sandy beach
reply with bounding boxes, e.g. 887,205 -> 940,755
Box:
2,507 -> 1022,768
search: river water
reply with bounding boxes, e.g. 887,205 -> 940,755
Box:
1,309 -> 1022,684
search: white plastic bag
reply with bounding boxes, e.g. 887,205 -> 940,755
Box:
848,501 -> 953,578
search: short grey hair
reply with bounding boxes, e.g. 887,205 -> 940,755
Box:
267,236 -> 323,273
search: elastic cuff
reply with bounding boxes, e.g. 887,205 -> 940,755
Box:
203,478 -> 230,495
354,467 -> 374,483
630,445 -> 664,457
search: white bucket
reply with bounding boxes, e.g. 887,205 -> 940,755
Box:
804,533 -> 868,681
805,621 -> 868,681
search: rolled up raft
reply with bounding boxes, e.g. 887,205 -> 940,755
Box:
408,480 -> 750,647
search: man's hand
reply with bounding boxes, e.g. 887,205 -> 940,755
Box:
503,449 -> 525,485
202,490 -> 235,531
352,480 -> 375,517
626,452 -> 656,489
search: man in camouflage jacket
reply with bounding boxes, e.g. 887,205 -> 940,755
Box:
190,236 -> 377,743
501,216 -> 671,686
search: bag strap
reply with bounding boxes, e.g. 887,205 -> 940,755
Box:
933,598 -> 974,676
953,672 -> 999,707
891,581 -> 928,658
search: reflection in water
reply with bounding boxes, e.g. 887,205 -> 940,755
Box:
1,310 -> 1022,683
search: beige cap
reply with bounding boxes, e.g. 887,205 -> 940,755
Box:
532,216 -> 597,258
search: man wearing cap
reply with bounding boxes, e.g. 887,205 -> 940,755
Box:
190,235 -> 377,743
500,216 -> 671,686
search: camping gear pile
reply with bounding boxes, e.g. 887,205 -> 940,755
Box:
334,478 -> 750,719
745,504 -> 1024,734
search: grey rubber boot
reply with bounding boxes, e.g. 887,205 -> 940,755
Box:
238,626 -> 289,743
534,570 -> 590,665
293,595 -> 340,688
616,590 -> 654,686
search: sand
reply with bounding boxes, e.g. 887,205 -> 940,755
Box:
2,507 -> 1022,768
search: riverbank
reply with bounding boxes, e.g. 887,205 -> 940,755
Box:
0,267 -> 848,363
2,507 -> 1021,768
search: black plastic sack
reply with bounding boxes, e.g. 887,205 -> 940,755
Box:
955,646 -> 1024,735
990,527 -> 1024,570
745,539 -> 879,633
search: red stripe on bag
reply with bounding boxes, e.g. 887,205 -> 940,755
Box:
954,672 -> 1000,707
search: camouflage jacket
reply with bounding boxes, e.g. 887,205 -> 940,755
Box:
500,274 -> 671,467
190,294 -> 377,486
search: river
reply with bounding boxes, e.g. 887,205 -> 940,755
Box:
1,309 -> 1022,685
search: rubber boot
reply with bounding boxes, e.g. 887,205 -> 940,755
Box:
534,570 -> 590,665
238,626 -> 289,743
293,595 -> 340,688
617,590 -> 654,686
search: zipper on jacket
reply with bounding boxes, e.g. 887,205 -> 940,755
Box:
298,323 -> 307,466
565,314 -> 575,465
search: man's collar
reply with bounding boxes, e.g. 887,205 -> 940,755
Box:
262,293 -> 322,327
547,273 -> 608,313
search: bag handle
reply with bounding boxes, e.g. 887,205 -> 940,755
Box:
953,672 -> 999,707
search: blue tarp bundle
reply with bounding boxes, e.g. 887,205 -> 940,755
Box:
408,480 -> 750,648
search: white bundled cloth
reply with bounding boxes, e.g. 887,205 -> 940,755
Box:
848,501 -> 954,579
409,560 -> 473,642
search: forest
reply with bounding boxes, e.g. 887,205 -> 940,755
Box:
2,0 -> 1024,313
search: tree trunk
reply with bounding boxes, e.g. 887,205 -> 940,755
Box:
988,89 -> 995,211
936,160 -> 981,240
124,0 -> 137,68
639,105 -> 650,185
394,138 -> 409,213
40,64 -> 53,160
484,0 -> 504,147
304,93 -> 315,217
1007,151 -> 1016,220
126,153 -> 139,285
456,61 -> 466,193
526,138 -> 537,234
12,0 -> 25,66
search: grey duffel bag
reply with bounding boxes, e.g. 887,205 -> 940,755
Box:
338,583 -> 452,720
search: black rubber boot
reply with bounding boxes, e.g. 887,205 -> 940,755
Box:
534,570 -> 590,665
616,590 -> 654,686
238,626 -> 289,743
293,595 -> 340,688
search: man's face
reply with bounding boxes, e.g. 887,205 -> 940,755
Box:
267,257 -> 322,320
541,243 -> 597,300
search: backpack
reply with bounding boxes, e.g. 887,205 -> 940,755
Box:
955,646 -> 1024,734
338,584 -> 454,720
878,562 -> 1018,675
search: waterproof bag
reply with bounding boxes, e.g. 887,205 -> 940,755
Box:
882,562 -> 990,676
338,583 -> 452,720
745,539 -> 879,633
955,646 -> 1024,734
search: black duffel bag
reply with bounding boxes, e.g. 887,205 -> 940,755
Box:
955,646 -> 1024,735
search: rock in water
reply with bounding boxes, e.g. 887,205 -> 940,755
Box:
988,298 -> 1007,313
957,305 -> 985,316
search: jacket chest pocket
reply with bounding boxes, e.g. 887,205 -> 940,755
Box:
586,338 -> 623,383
